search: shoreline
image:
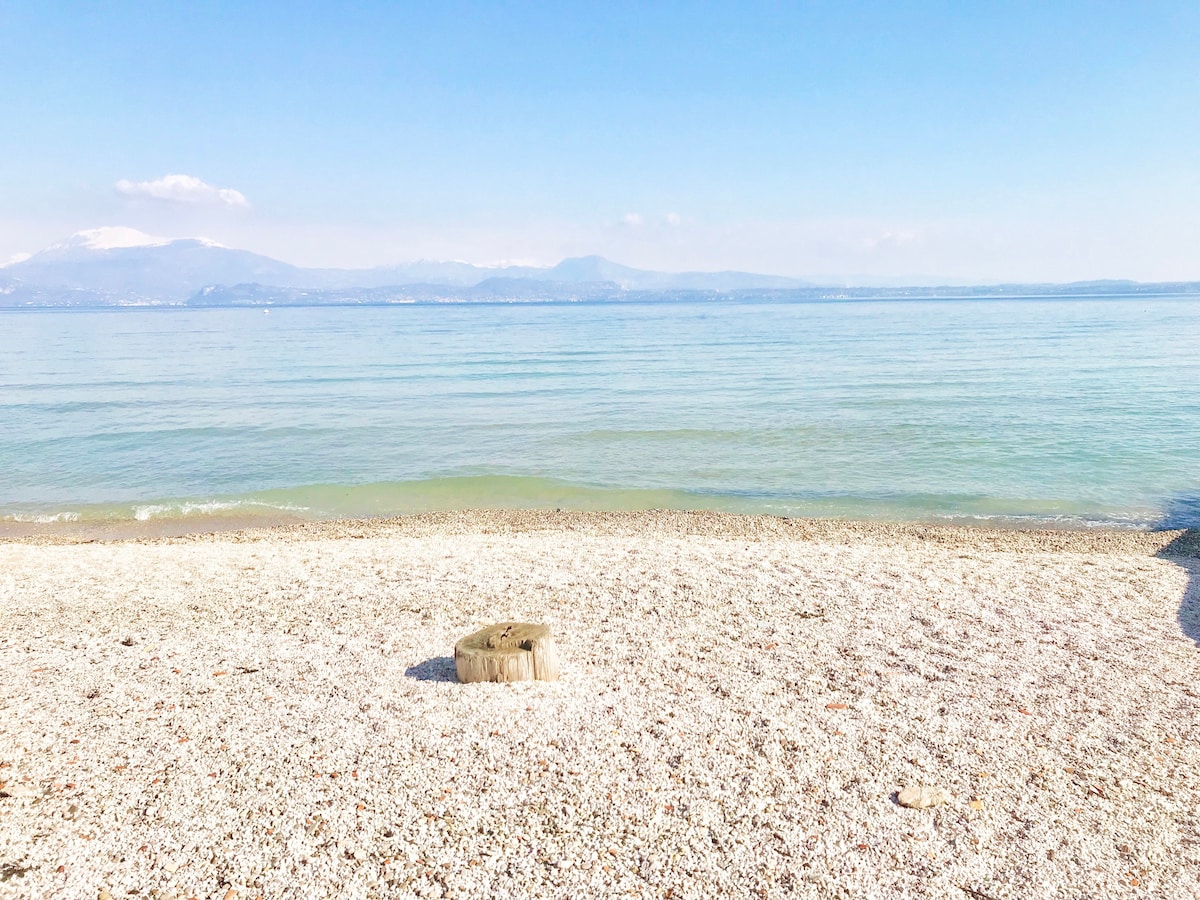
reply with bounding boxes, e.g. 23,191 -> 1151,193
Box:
2,507 -> 1197,556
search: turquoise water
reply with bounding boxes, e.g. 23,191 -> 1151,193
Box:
2,297 -> 1198,529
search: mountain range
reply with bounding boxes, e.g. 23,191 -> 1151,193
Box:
0,227 -> 812,307
2,227 -> 1198,307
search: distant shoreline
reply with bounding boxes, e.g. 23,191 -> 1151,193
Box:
5,286 -> 1200,311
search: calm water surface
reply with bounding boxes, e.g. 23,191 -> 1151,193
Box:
2,297 -> 1198,528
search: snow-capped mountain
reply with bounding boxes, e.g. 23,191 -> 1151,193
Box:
5,227 -> 303,301
42,226 -> 181,254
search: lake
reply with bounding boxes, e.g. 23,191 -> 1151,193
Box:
2,296 -> 1198,529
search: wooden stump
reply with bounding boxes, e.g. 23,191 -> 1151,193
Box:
454,622 -> 560,683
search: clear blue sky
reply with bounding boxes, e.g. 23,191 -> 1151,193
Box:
2,1 -> 1198,281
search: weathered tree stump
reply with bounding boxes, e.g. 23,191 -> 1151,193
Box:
454,622 -> 560,683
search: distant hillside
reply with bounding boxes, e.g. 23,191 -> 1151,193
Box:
5,229 -> 305,301
0,227 -> 816,306
2,227 -> 1199,307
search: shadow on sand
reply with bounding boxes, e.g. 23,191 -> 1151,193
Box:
1158,495 -> 1200,645
404,656 -> 458,683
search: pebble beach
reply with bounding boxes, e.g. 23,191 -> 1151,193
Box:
2,510 -> 1199,899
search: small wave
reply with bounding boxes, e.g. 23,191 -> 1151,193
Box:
132,499 -> 310,521
3,511 -> 82,524
927,512 -> 1154,531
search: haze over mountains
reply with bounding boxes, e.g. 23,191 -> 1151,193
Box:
1,227 -> 1197,307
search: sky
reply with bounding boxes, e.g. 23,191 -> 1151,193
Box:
2,1 -> 1199,282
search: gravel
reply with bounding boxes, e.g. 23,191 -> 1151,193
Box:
1,510 -> 1198,899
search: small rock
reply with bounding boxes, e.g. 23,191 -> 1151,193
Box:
897,785 -> 950,809
1,782 -> 38,798
98,891 -> 113,900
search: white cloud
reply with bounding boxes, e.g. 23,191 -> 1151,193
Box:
621,212 -> 643,227
664,211 -> 682,226
115,174 -> 248,208
860,229 -> 918,252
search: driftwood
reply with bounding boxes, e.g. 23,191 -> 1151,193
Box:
454,622 -> 560,683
